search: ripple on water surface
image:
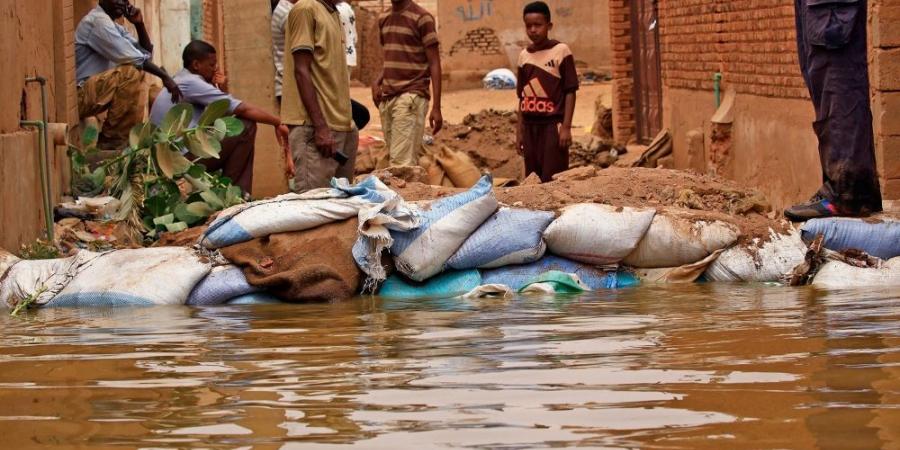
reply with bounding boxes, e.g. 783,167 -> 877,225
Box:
0,284 -> 898,449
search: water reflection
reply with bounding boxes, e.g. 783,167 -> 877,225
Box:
0,284 -> 897,448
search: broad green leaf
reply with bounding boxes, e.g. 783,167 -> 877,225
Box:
174,203 -> 202,225
185,131 -> 221,159
82,124 -> 99,147
225,185 -> 243,206
146,229 -> 158,239
197,99 -> 231,127
212,119 -> 228,141
72,151 -> 87,167
164,222 -> 189,233
186,201 -> 215,218
90,166 -> 106,187
220,116 -> 244,137
187,164 -> 206,179
153,214 -> 175,226
128,124 -> 143,148
154,143 -> 192,178
144,195 -> 169,218
199,190 -> 225,209
160,103 -> 193,136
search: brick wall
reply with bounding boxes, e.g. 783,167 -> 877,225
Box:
871,0 -> 900,199
608,0 -> 635,143
610,0 -> 807,144
659,0 -> 807,99
448,27 -> 502,56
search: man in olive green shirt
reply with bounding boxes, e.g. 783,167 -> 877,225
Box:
281,0 -> 357,192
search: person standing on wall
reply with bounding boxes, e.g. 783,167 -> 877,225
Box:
75,0 -> 183,151
784,0 -> 883,221
282,0 -> 358,192
372,0 -> 443,167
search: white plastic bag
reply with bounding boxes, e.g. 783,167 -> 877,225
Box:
705,230 -> 808,282
544,203 -> 656,265
623,211 -> 739,268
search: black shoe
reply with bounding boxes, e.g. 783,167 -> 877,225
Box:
784,199 -> 841,222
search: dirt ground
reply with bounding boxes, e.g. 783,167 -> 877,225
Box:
350,83 -> 612,139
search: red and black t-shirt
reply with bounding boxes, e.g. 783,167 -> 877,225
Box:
517,40 -> 579,123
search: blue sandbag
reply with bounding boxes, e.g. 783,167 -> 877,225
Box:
226,293 -> 284,305
187,266 -> 260,306
802,218 -> 900,260
379,270 -> 482,299
446,208 -> 555,270
481,255 -> 640,291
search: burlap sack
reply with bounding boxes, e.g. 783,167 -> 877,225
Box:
220,219 -> 362,302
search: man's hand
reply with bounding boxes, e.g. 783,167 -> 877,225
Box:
558,124 -> 573,150
125,5 -> 143,24
429,107 -> 443,135
276,124 -> 295,177
213,71 -> 228,92
313,124 -> 336,158
371,83 -> 383,106
163,77 -> 183,103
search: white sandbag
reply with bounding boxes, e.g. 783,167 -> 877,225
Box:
0,251 -> 100,308
390,175 -> 498,281
49,247 -> 212,307
0,249 -> 19,282
447,208 -> 555,270
543,203 -> 656,265
812,257 -> 900,289
705,229 -> 808,282
202,177 -> 399,249
623,211 -> 740,268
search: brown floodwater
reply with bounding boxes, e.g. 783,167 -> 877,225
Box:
0,284 -> 898,449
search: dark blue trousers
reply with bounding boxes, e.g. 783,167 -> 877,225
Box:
794,0 -> 882,213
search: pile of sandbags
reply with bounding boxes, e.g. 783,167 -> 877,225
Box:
10,174 -> 899,310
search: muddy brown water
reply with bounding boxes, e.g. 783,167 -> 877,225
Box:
0,284 -> 898,449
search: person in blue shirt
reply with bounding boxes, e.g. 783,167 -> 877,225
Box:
75,0 -> 182,150
150,41 -> 291,196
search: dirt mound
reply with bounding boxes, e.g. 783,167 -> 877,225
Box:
395,167 -> 787,243
434,109 -> 524,180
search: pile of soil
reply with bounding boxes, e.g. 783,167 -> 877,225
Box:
434,109 -> 524,180
392,167 -> 788,243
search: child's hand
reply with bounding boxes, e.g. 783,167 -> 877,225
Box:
558,125 -> 572,150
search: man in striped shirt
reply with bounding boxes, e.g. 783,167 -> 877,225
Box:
372,0 -> 443,167
271,0 -> 297,103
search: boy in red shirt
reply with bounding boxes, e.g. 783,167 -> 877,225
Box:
516,1 -> 579,182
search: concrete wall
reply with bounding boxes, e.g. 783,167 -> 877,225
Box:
662,88 -> 821,210
611,0 -> 900,207
438,0 -> 611,89
222,0 -> 287,198
1,0 -> 75,252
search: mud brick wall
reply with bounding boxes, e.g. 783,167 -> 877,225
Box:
449,27 -> 503,56
658,0 -> 808,99
872,0 -> 900,199
608,0 -> 635,144
610,0 -> 807,144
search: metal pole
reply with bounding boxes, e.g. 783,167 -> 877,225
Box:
24,76 -> 54,243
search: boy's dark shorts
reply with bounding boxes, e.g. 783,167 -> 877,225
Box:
522,120 -> 568,183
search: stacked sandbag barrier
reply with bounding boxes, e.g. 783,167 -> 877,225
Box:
6,177 -> 900,310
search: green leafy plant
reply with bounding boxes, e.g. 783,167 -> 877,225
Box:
68,122 -> 107,197
92,100 -> 245,238
19,239 -> 62,260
